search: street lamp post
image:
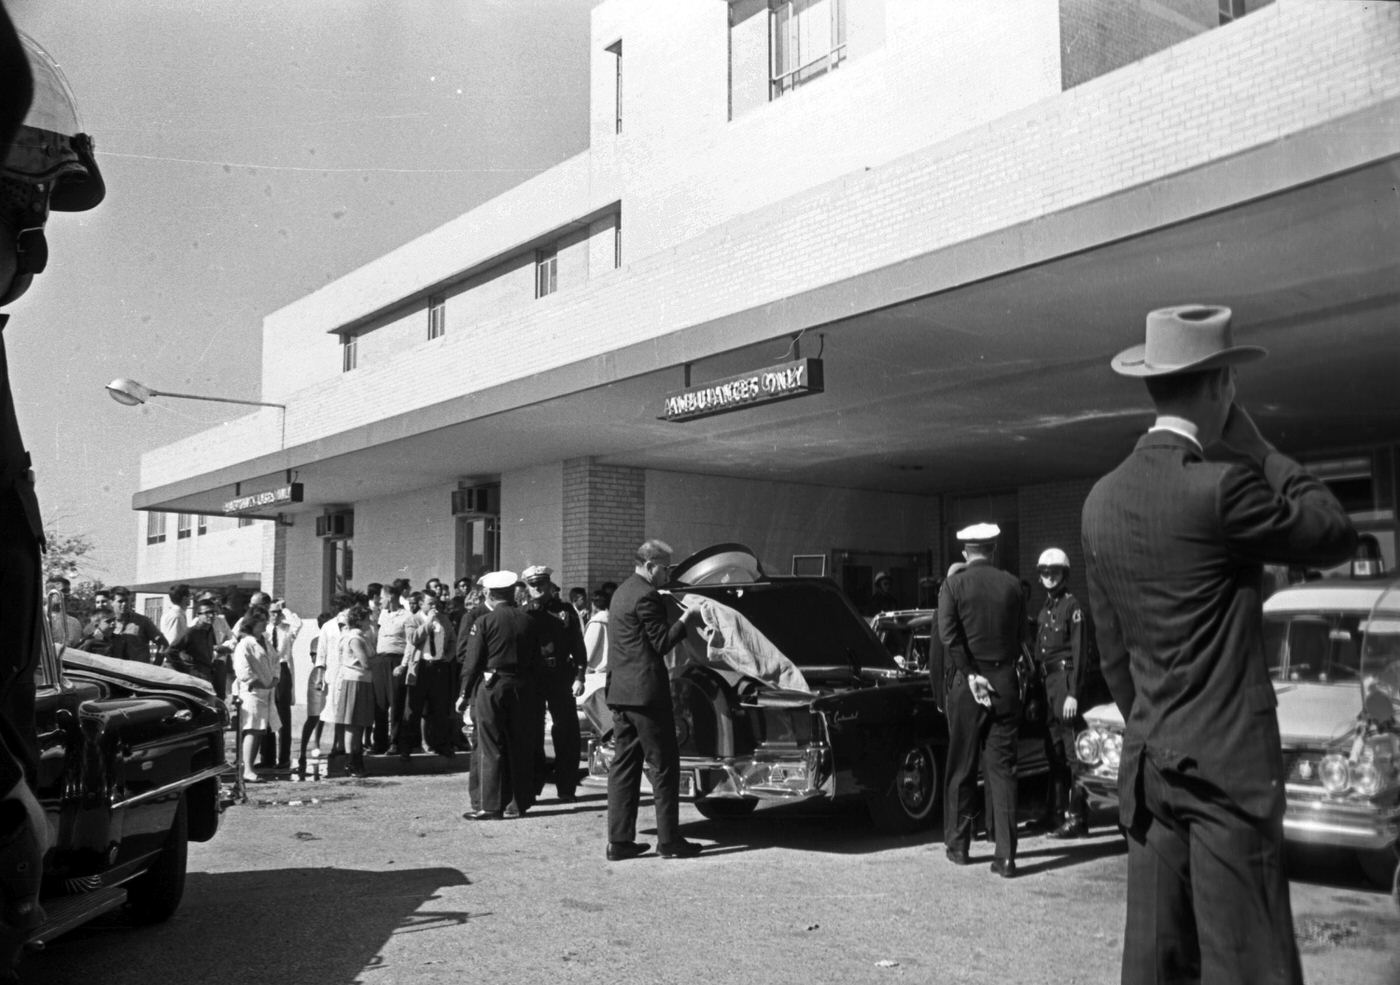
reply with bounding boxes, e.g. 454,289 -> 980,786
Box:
105,377 -> 287,447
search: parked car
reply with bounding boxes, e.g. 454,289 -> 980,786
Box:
870,609 -> 936,672
12,593 -> 230,950
1074,572 -> 1400,903
584,544 -> 1048,833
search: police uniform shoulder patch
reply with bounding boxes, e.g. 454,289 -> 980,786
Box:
1071,609 -> 1082,623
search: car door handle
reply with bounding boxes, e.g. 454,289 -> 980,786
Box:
165,710 -> 193,724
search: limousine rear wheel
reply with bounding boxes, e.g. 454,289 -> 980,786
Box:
126,795 -> 188,925
1357,846 -> 1398,891
868,741 -> 940,833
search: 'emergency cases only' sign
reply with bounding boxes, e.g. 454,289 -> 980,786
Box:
661,358 -> 823,423
223,482 -> 303,516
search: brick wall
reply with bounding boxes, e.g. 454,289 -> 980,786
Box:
1018,476 -> 1098,605
142,1 -> 1400,491
1060,0 -> 1214,89
563,459 -> 645,592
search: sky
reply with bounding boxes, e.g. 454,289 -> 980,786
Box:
5,0 -> 598,584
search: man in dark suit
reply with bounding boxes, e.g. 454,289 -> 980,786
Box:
604,538 -> 704,861
1082,305 -> 1357,985
937,523 -> 1025,878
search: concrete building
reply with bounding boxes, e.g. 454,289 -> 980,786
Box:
131,0 -> 1400,626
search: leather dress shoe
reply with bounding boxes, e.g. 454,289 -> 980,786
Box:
606,841 -> 650,861
658,839 -> 702,859
464,810 -> 504,821
556,792 -> 577,803
990,858 -> 1017,879
944,847 -> 970,866
504,804 -> 525,818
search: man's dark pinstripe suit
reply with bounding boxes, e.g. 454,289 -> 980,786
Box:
1082,428 -> 1355,984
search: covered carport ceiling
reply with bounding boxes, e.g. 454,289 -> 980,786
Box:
156,157 -> 1400,514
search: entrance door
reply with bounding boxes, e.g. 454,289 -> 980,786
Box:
455,515 -> 500,585
835,549 -> 928,615
322,537 -> 353,612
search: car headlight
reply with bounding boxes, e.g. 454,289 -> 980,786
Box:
1101,731 -> 1122,770
1320,753 -> 1351,795
1075,729 -> 1102,765
1352,761 -> 1381,798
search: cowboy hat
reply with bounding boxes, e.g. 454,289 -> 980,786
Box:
1111,305 -> 1266,377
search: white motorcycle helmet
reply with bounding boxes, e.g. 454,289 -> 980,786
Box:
1037,547 -> 1070,590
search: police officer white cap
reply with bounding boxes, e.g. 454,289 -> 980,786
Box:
480,570 -> 519,592
956,522 -> 1001,545
520,564 -> 553,584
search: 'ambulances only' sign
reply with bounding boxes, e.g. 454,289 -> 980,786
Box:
660,358 -> 823,423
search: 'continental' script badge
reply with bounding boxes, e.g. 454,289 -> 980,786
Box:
660,358 -> 823,423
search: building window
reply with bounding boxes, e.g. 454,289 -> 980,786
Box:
341,333 -> 358,372
535,248 -> 558,299
1218,0 -> 1246,24
614,215 -> 622,269
197,514 -> 207,536
606,40 -> 622,135
146,512 -> 167,545
427,295 -> 446,340
177,512 -> 192,540
771,0 -> 846,100
238,516 -> 256,528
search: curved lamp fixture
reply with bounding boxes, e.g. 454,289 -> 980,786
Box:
105,377 -> 285,410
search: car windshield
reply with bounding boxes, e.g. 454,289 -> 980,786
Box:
671,580 -> 897,671
1262,612 -> 1363,684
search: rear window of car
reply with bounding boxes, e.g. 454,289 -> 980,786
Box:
676,581 -> 896,671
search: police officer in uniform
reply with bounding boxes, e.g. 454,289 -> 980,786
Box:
938,523 -> 1025,877
521,564 -> 587,802
457,571 -> 538,820
1034,547 -> 1091,839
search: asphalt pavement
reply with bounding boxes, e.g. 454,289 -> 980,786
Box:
27,754 -> 1400,985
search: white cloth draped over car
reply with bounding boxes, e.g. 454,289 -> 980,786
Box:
671,594 -> 810,693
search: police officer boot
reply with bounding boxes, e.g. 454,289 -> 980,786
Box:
1050,788 -> 1088,840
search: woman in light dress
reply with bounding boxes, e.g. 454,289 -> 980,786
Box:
232,606 -> 278,783
324,602 -> 376,777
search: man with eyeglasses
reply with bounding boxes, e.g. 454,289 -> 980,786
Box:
603,539 -> 705,861
163,599 -> 220,686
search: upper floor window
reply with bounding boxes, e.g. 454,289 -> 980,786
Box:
428,295 -> 446,340
197,514 -> 208,536
146,511 -> 167,546
177,512 -> 192,540
614,215 -> 622,269
771,0 -> 846,99
535,248 -> 558,299
238,516 -> 257,528
341,333 -> 358,372
606,40 -> 622,134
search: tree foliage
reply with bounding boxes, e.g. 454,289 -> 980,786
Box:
42,525 -> 106,620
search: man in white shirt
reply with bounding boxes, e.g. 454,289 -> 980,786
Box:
159,583 -> 191,647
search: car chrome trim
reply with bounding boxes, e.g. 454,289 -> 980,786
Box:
111,763 -> 226,811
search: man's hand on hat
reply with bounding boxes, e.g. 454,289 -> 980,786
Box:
1220,402 -> 1274,466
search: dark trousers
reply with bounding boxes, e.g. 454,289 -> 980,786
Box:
943,667 -> 1020,862
1044,667 -> 1085,820
259,667 -> 293,767
607,704 -> 681,846
0,494 -> 39,786
406,660 -> 454,754
474,675 -> 535,813
1122,756 -> 1302,985
533,671 -> 581,797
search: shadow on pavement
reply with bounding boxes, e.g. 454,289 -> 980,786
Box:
29,866 -> 471,985
1011,834 -> 1128,875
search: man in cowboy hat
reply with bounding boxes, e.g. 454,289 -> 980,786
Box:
1081,305 -> 1356,984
